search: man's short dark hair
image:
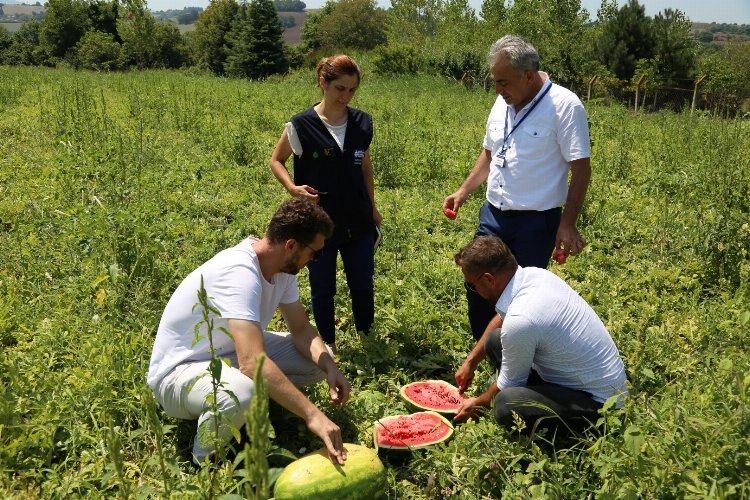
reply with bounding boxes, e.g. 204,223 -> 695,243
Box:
454,236 -> 517,276
266,198 -> 334,245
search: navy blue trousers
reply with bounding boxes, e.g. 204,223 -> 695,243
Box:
307,231 -> 375,344
467,202 -> 561,340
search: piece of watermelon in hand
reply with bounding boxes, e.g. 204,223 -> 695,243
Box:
443,207 -> 457,220
552,249 -> 567,265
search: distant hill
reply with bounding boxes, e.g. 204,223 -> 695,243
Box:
692,22 -> 750,44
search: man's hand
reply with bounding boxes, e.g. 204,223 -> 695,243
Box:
555,222 -> 587,257
454,358 -> 477,394
453,396 -> 484,423
443,191 -> 466,215
326,367 -> 351,408
306,411 -> 347,465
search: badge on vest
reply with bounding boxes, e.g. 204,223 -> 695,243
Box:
353,149 -> 365,166
323,148 -> 334,157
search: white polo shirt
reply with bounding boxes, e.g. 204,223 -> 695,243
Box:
483,78 -> 591,211
494,267 -> 628,405
147,237 -> 299,390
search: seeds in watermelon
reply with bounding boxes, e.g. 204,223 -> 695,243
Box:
374,411 -> 454,451
400,380 -> 464,414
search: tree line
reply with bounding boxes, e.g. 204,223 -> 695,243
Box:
0,0 -> 748,112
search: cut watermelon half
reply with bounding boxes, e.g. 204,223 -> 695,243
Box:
400,380 -> 464,414
374,411 -> 454,451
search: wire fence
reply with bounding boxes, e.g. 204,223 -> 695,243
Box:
583,75 -> 750,116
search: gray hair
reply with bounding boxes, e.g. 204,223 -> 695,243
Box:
487,35 -> 539,72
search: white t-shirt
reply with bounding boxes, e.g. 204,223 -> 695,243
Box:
286,115 -> 347,155
146,237 -> 299,390
494,267 -> 628,405
483,78 -> 591,211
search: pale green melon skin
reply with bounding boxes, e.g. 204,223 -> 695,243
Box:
273,443 -> 387,500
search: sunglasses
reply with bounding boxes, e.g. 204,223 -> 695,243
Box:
463,272 -> 485,294
300,241 -> 324,262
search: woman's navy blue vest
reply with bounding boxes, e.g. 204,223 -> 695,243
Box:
291,106 -> 374,240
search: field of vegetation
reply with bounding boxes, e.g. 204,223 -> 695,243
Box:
1,65 -> 749,497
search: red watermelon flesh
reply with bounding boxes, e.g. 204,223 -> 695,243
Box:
402,381 -> 464,412
375,411 -> 453,450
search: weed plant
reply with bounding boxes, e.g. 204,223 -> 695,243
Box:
0,65 -> 748,497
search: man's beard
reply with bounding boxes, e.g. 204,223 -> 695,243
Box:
280,254 -> 302,275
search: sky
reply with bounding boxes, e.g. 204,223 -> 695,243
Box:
144,0 -> 750,25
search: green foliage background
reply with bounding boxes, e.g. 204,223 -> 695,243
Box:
0,66 -> 749,497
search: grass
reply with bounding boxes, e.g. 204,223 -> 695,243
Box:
0,65 -> 749,497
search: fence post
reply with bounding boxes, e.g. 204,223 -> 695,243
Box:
634,74 -> 645,112
691,75 -> 706,114
587,75 -> 598,101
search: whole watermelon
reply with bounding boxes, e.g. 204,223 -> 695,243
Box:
273,443 -> 387,499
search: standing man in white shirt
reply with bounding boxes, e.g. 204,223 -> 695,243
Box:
147,198 -> 351,466
452,236 -> 628,433
443,35 -> 592,343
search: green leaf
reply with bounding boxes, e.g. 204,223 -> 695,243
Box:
624,425 -> 644,456
209,357 -> 223,381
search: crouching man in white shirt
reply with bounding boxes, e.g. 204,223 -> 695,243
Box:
453,236 -> 628,434
147,198 -> 351,466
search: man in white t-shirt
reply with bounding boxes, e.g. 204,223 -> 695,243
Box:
444,35 -> 592,346
147,198 -> 351,466
452,236 -> 628,434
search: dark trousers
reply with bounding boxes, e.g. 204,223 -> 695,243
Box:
467,202 -> 561,340
484,328 -> 602,434
307,231 -> 375,344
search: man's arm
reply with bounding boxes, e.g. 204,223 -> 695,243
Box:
229,317 -> 347,464
556,157 -> 591,256
455,314 -> 503,393
279,300 -> 351,407
443,149 -> 492,214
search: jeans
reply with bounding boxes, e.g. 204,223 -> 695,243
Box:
467,202 -> 561,340
307,230 -> 375,344
484,327 -> 602,434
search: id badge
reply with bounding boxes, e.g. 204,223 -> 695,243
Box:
496,145 -> 508,167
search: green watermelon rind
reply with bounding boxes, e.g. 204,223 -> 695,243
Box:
399,380 -> 463,415
373,411 -> 454,452
273,443 -> 387,500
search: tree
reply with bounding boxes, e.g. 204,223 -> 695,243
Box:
118,0 -> 157,69
479,0 -> 505,26
274,0 -> 305,12
652,8 -> 696,84
224,0 -> 287,79
76,30 -> 121,70
594,0 -> 655,81
39,0 -> 91,59
317,0 -> 387,50
4,19 -> 48,65
88,0 -> 121,41
387,0 -> 442,45
192,0 -> 239,74
0,26 -> 10,63
153,21 -> 188,68
300,0 -> 334,50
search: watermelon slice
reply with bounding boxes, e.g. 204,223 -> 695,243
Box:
400,380 -> 464,414
374,411 -> 454,451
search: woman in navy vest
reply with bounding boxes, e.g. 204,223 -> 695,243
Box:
270,55 -> 381,352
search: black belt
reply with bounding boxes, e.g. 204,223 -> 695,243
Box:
499,207 -> 559,217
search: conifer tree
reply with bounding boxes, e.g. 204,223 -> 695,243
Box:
224,0 -> 287,79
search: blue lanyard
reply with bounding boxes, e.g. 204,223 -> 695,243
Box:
501,81 -> 552,150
